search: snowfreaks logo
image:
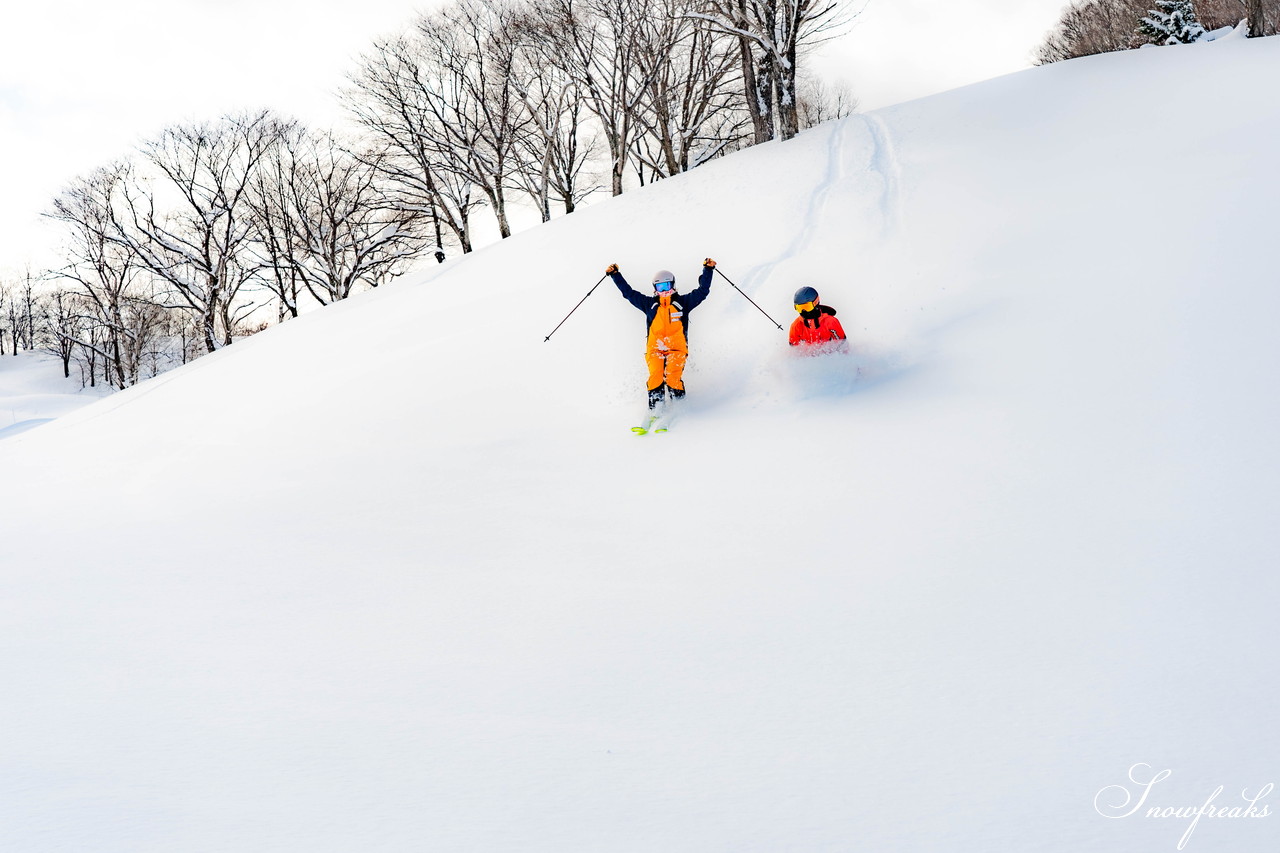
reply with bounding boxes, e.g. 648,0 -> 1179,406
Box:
1094,763 -> 1273,850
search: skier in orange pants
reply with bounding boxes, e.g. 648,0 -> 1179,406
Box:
607,260 -> 715,409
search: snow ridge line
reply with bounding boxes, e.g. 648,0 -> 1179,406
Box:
864,113 -> 902,237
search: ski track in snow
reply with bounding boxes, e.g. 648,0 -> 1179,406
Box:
774,116 -> 852,271
734,112 -> 902,301
707,114 -> 905,408
865,113 -> 903,238
733,119 -> 851,297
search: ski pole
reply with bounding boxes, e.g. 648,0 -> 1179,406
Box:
544,273 -> 609,342
714,267 -> 784,331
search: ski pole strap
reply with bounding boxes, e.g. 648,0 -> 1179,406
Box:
714,267 -> 784,331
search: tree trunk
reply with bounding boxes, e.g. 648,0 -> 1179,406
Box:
611,134 -> 627,196
492,185 -> 512,238
777,41 -> 800,141
538,154 -> 552,223
458,212 -> 473,254
432,206 -> 446,263
1246,0 -> 1266,36
202,305 -> 219,353
112,328 -> 126,388
219,301 -> 235,347
739,33 -> 773,144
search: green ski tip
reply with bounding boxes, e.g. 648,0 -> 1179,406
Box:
632,415 -> 662,435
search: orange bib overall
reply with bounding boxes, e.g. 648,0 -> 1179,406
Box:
646,295 -> 688,392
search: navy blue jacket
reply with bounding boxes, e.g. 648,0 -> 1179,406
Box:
610,265 -> 714,340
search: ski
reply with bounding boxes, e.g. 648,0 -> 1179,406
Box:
632,413 -> 662,435
632,409 -> 679,434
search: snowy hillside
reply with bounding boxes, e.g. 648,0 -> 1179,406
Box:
4,34 -> 1280,852
0,351 -> 110,438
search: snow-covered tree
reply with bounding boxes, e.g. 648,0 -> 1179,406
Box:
1037,0 -> 1276,64
1138,0 -> 1205,44
691,0 -> 849,142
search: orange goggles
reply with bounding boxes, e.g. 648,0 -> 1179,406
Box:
795,300 -> 816,312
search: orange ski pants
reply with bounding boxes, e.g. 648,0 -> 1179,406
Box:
646,347 -> 687,392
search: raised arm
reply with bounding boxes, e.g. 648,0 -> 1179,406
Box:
682,260 -> 715,310
607,265 -> 650,312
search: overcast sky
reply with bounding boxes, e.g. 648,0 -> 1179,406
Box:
1,0 -> 1070,274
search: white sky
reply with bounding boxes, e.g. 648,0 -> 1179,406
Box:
0,0 -> 1071,275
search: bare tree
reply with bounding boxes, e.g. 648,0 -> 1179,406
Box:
510,61 -> 602,218
533,0 -> 656,196
506,5 -> 603,218
1037,0 -> 1277,63
47,164 -> 158,387
628,0 -> 749,182
249,126 -> 433,309
249,153 -> 308,320
797,74 -> 857,129
691,0 -> 847,142
347,0 -> 533,246
2,281 -> 20,356
38,289 -> 87,379
107,111 -> 288,353
418,0 -> 530,237
348,33 -> 484,254
1036,0 -> 1152,62
0,280 -> 10,355
2,271 -> 41,355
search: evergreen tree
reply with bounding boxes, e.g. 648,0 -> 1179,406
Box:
1139,0 -> 1206,44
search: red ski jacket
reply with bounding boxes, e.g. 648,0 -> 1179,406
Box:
789,305 -> 847,347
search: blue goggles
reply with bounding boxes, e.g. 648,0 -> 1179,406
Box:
654,280 -> 675,292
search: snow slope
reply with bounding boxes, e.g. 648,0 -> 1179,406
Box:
3,34 -> 1280,852
0,351 -> 110,438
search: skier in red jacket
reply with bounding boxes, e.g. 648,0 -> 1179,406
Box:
789,286 -> 848,353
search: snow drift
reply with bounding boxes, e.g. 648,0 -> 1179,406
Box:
3,34 -> 1279,852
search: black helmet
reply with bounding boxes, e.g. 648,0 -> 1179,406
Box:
793,286 -> 819,305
